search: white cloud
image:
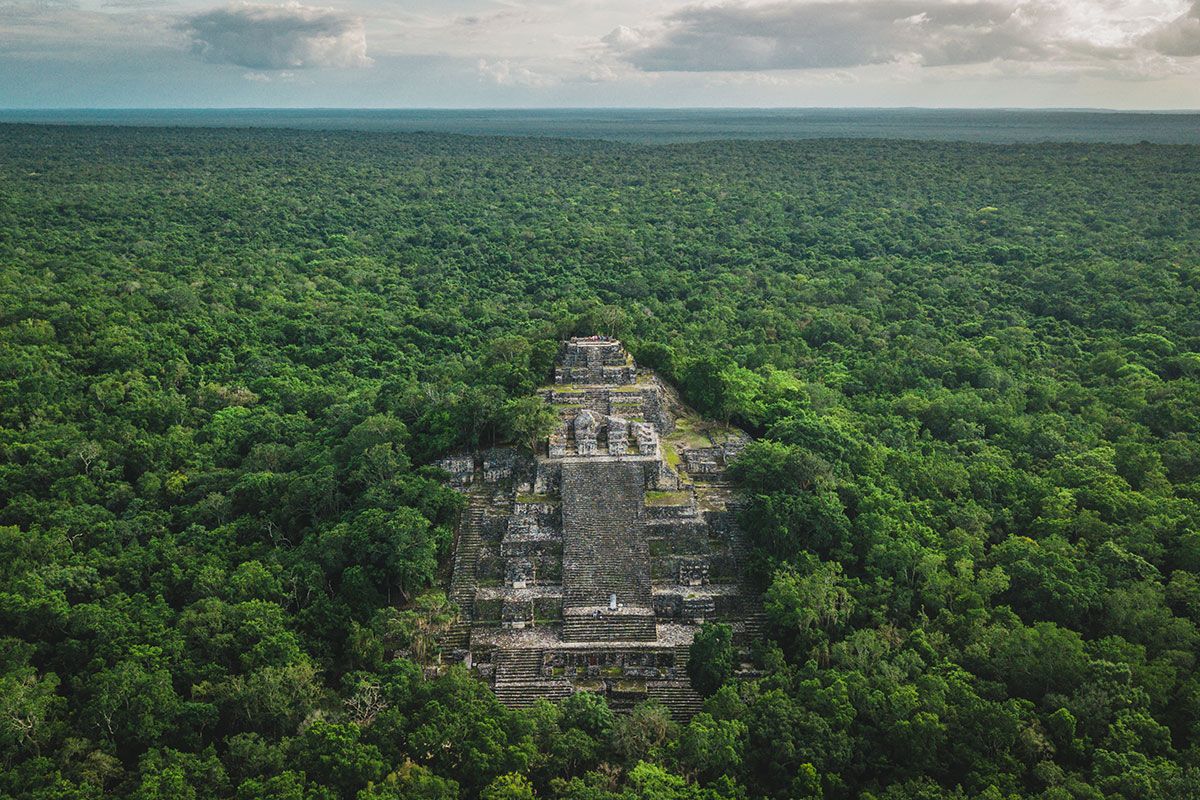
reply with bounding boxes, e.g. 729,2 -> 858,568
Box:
182,2 -> 371,70
477,58 -> 557,87
606,0 -> 1197,77
1144,0 -> 1200,55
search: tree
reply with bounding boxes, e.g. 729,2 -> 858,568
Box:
358,761 -> 458,800
481,772 -> 536,800
765,563 -> 854,654
675,713 -> 747,784
612,701 -> 676,765
0,668 -> 62,757
84,648 -> 182,752
682,359 -> 728,421
634,343 -> 676,378
377,591 -> 457,665
559,691 -> 615,741
291,721 -> 386,797
502,397 -> 559,454
688,624 -> 735,697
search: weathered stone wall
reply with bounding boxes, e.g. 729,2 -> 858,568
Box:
508,501 -> 562,537
555,338 -> 636,385
638,383 -> 674,434
473,597 -> 503,622
654,590 -> 740,620
475,549 -> 505,585
544,648 -> 677,679
437,453 -> 475,487
682,446 -> 723,474
501,541 -> 563,585
533,595 -> 562,621
645,502 -> 698,521
533,460 -> 562,495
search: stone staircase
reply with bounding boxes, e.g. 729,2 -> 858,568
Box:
608,686 -> 649,714
493,647 -> 575,708
561,461 -> 652,632
737,611 -> 768,645
443,491 -> 487,651
562,612 -> 657,642
495,648 -> 544,682
647,681 -> 704,720
494,681 -> 575,708
722,436 -> 750,464
726,526 -> 755,577
673,645 -> 691,676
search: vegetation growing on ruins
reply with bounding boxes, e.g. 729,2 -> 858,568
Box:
2,124 -> 1200,798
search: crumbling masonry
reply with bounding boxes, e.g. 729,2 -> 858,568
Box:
440,338 -> 761,719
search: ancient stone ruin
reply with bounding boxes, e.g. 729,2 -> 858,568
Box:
439,337 -> 760,719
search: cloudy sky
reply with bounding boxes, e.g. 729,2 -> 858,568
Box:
2,0 -> 1199,107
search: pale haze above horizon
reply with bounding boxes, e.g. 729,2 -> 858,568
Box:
3,0 -> 1200,109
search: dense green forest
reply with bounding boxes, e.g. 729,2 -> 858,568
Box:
2,124 -> 1200,799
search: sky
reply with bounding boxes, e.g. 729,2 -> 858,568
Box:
2,0 -> 1200,108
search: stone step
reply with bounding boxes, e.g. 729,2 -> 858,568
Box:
562,614 -> 657,642
495,648 -> 544,682
442,622 -> 471,651
607,692 -> 646,714
646,682 -> 704,720
493,680 -> 575,709
561,461 -> 652,611
442,491 -> 489,653
736,612 -> 768,645
673,645 -> 691,671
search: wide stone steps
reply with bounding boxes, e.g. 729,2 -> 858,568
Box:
607,691 -> 648,714
726,532 -> 755,578
561,614 -> 657,642
495,648 -> 544,683
561,461 -> 652,619
493,680 -> 575,709
442,624 -> 471,652
646,682 -> 704,720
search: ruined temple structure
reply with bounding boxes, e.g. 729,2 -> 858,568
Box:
439,337 -> 761,719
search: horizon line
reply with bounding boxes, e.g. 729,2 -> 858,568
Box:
3,105 -> 1200,114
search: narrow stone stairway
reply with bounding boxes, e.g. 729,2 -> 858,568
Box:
443,490 -> 487,652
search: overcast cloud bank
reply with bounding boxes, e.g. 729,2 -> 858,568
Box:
3,0 -> 1200,108
607,0 -> 1200,77
182,3 -> 370,70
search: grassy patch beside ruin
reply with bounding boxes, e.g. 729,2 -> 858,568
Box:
645,490 -> 693,507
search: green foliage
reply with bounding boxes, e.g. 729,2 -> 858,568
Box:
292,721 -> 386,797
687,624 -> 735,697
503,397 -> 560,454
3,125 -> 1200,799
481,772 -> 536,800
358,761 -> 459,800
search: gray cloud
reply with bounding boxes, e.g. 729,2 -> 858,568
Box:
606,0 -> 1144,72
1144,1 -> 1200,55
182,3 -> 370,70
